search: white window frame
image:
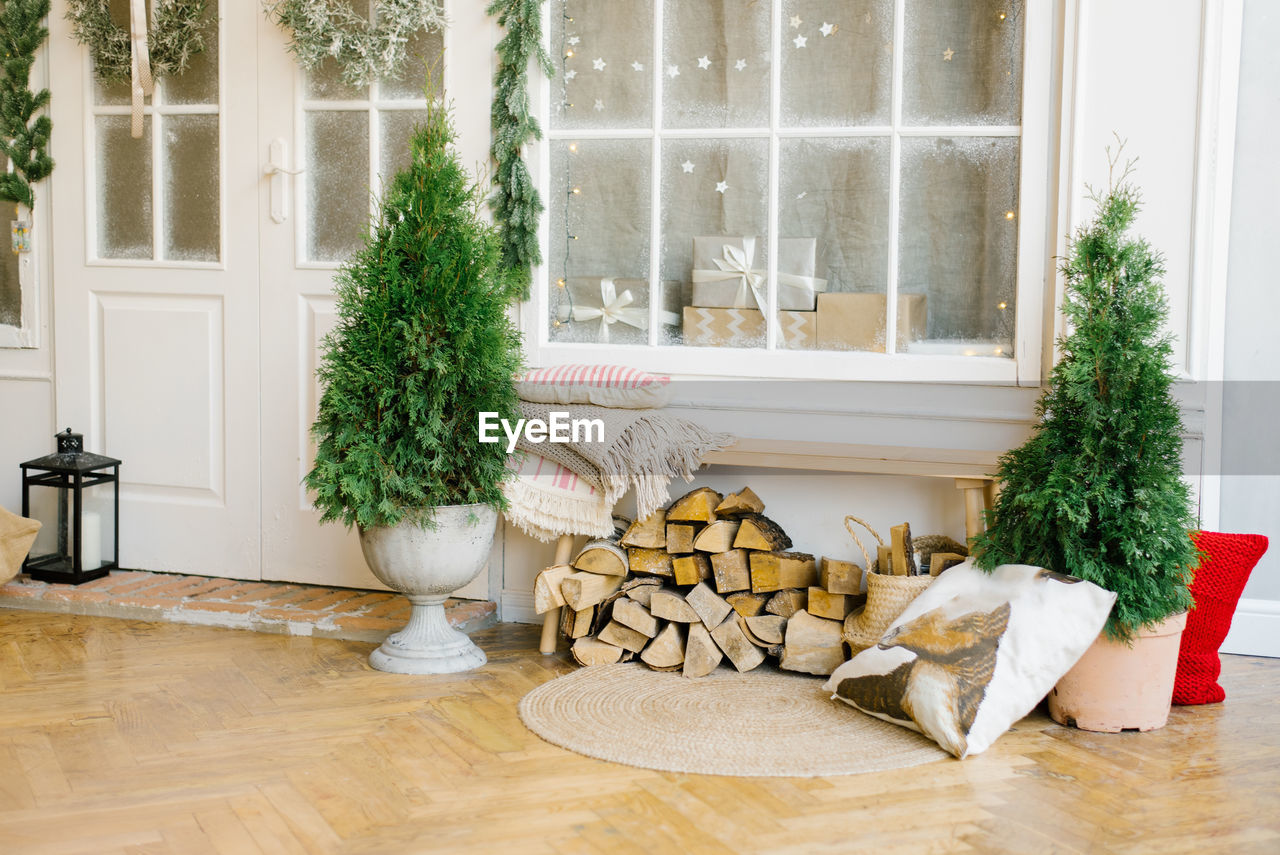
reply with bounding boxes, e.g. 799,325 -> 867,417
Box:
521,0 -> 1054,386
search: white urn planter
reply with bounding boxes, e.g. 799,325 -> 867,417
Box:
358,503 -> 497,674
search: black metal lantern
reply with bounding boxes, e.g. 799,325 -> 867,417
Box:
20,429 -> 121,585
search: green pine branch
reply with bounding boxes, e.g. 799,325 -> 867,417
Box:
0,0 -> 54,211
305,93 -> 524,531
487,0 -> 553,301
972,149 -> 1197,641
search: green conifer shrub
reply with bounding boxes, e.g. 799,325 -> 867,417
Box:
971,159 -> 1197,641
305,95 -> 522,530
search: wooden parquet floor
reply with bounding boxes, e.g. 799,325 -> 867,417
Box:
1,610 -> 1277,855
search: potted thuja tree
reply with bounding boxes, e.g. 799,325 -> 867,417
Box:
971,151 -> 1198,731
306,94 -> 522,674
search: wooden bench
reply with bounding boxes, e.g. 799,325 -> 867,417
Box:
538,439 -> 1000,655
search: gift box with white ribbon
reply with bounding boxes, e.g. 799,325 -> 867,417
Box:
690,236 -> 828,312
554,277 -> 682,344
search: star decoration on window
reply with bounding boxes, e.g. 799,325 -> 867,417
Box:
793,35 -> 807,48
667,64 -> 680,78
789,14 -> 803,28
632,61 -> 644,72
593,57 -> 607,71
593,99 -> 604,111
567,36 -> 580,46
796,191 -> 807,199
565,69 -> 577,80
697,55 -> 711,70
715,181 -> 729,194
734,58 -> 747,71
943,47 -> 955,61
681,160 -> 695,173
820,22 -> 836,37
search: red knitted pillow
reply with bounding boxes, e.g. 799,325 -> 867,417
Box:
1173,531 -> 1269,705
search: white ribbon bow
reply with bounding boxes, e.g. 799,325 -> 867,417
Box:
690,237 -> 768,310
129,0 -> 155,139
566,278 -> 650,343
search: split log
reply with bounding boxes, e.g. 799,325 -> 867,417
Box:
686,582 -> 733,631
733,514 -> 793,551
572,540 -> 628,576
621,577 -> 662,607
807,587 -> 854,621
620,510 -> 667,549
778,610 -> 846,676
666,524 -> 698,554
714,486 -> 765,517
571,637 -> 624,666
598,620 -> 650,653
877,544 -> 894,575
749,551 -> 818,593
561,571 -> 624,611
560,605 -> 595,639
671,553 -> 712,586
709,548 -> 751,594
628,548 -> 674,578
738,616 -> 769,648
711,615 -> 766,672
890,523 -> 917,576
533,564 -> 574,614
819,557 -> 864,596
693,520 -> 741,553
666,487 -> 723,523
683,623 -> 723,678
744,614 -> 786,645
766,589 -> 808,618
612,598 -> 659,638
928,552 -> 967,576
650,590 -> 700,623
726,592 -> 770,617
640,623 -> 685,669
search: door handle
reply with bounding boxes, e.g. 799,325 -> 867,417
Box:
265,138 -> 304,224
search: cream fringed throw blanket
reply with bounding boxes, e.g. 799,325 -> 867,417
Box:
502,402 -> 733,542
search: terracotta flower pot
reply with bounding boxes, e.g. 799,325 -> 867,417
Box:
1047,611 -> 1187,732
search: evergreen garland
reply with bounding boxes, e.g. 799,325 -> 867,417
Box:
66,0 -> 209,83
0,0 -> 53,211
305,91 -> 523,531
488,0 -> 552,300
267,0 -> 446,88
971,151 -> 1197,642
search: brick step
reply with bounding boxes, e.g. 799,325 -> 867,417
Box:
0,571 -> 496,643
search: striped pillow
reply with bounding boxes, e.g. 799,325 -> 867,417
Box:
517,364 -> 672,409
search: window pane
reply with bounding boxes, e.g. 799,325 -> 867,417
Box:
663,0 -> 770,130
781,137 -> 890,352
305,111 -> 370,262
96,115 -> 153,260
162,115 -> 220,262
662,138 -> 769,348
161,0 -> 219,106
902,0 -> 1024,126
548,139 -> 653,344
303,0 -> 371,102
379,110 -> 427,192
550,0 -> 654,130
898,137 -> 1018,355
781,0 -> 893,127
0,244 -> 19,328
380,27 -> 443,100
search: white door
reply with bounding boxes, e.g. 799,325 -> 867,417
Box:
50,1 -> 263,579
51,1 -> 494,593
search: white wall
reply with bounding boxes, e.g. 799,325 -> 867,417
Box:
1219,0 -> 1280,656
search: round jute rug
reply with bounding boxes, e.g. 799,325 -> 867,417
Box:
518,663 -> 949,777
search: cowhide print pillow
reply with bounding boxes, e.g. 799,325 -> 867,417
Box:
823,561 -> 1115,758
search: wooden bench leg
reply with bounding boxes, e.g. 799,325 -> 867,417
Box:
539,533 -> 576,655
955,478 -> 993,544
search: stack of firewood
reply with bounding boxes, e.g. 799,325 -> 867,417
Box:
533,487 -> 870,677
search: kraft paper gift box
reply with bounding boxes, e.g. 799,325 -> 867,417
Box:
683,307 -> 816,349
555,277 -> 682,344
690,236 -> 828,311
815,293 -> 928,352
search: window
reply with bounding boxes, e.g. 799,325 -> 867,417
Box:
534,0 -> 1050,382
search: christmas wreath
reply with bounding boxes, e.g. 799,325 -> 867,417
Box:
267,0 -> 447,88
66,0 -> 209,83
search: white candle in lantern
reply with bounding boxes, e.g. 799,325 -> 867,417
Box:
80,512 -> 102,570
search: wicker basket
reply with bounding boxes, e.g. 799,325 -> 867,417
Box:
838,515 -> 935,656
